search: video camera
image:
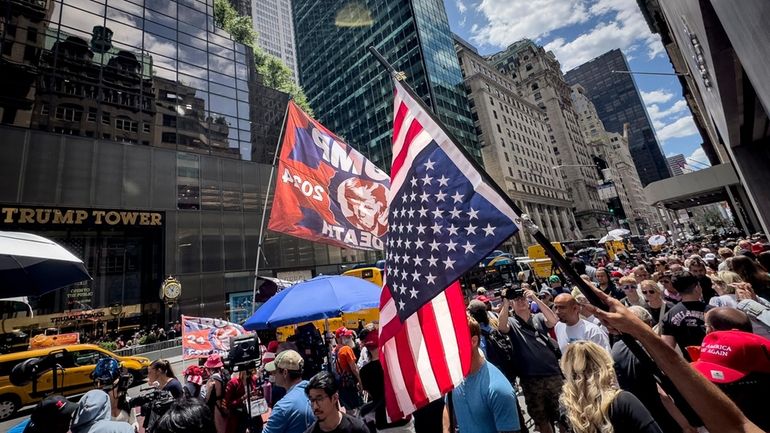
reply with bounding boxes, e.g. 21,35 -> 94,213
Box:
131,386 -> 175,433
227,334 -> 261,372
502,284 -> 524,300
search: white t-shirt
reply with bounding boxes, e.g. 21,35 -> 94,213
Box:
555,319 -> 610,353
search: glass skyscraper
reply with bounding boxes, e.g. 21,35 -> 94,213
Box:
565,49 -> 671,186
0,0 -> 375,329
292,0 -> 480,169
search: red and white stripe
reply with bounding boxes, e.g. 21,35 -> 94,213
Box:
379,281 -> 471,421
378,80 -> 483,420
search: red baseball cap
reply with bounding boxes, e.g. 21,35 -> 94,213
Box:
476,295 -> 490,303
691,330 -> 770,383
611,271 -> 624,278
362,330 -> 378,348
752,242 -> 765,254
334,326 -> 353,338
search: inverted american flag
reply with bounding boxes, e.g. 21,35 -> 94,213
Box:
379,79 -> 522,420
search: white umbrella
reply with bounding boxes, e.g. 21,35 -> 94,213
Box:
599,233 -> 623,243
608,228 -> 631,238
648,235 -> 667,246
0,231 -> 91,297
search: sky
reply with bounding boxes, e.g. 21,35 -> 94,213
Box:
444,0 -> 710,171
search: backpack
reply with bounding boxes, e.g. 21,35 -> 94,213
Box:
481,326 -> 519,383
206,373 -> 228,411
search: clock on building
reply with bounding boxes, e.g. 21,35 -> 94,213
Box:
161,276 -> 182,301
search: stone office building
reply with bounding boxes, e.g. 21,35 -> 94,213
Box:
455,37 -> 579,254
488,40 -> 610,238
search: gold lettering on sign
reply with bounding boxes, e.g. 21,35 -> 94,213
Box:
93,210 -> 106,224
0,206 -> 163,226
52,209 -> 74,224
2,208 -> 18,223
19,208 -> 35,223
120,212 -> 138,225
36,208 -> 52,224
75,210 -> 88,224
104,211 -> 120,225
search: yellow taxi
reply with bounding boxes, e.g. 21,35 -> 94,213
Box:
0,344 -> 150,420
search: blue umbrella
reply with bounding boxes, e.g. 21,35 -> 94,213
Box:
243,275 -> 381,330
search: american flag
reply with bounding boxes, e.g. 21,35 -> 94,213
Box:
379,79 -> 521,420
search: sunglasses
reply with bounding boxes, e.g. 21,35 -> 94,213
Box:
620,285 -> 634,290
641,290 -> 657,295
659,279 -> 671,284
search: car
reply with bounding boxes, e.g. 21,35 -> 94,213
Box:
0,343 -> 150,420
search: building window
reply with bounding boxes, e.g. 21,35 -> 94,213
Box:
115,117 -> 138,132
177,153 -> 200,210
143,123 -> 151,133
493,110 -> 498,119
40,104 -> 49,115
55,105 -> 82,122
504,152 -> 509,162
102,113 -> 110,125
87,108 -> 97,122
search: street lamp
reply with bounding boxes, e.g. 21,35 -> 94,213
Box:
551,164 -> 595,170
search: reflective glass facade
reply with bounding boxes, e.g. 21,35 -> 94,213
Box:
0,0 -> 376,325
292,0 -> 479,169
564,50 -> 671,186
0,0 -> 267,160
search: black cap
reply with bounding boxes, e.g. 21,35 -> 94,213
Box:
24,395 -> 77,433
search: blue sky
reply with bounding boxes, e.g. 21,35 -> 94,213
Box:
444,0 -> 709,170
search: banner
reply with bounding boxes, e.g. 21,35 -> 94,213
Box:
268,101 -> 390,250
181,315 -> 248,360
29,332 -> 80,349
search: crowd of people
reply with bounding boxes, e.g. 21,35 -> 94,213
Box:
9,235 -> 770,433
466,235 -> 770,433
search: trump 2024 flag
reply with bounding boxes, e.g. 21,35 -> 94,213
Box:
268,101 -> 390,251
378,79 -> 521,420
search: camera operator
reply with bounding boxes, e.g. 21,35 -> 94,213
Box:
225,367 -> 263,433
92,358 -> 137,429
71,389 -> 134,433
149,359 -> 184,399
498,286 -> 564,433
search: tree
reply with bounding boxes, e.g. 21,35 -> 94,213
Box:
213,0 -> 313,114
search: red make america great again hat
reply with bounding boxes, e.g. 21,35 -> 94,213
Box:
691,330 -> 770,384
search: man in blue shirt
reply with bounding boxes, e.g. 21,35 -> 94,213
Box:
445,316 -> 521,433
264,349 -> 315,433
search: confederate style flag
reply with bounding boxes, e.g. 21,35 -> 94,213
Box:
378,79 -> 522,420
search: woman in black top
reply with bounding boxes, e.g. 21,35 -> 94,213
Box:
149,359 -> 184,399
560,341 -> 663,433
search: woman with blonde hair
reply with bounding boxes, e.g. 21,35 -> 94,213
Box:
560,341 -> 663,433
709,272 -> 741,308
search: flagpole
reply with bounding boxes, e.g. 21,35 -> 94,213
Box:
367,46 -> 698,422
251,100 -> 291,315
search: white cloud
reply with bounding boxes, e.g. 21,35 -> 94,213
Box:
640,89 -> 674,105
687,147 -> 710,170
470,0 -> 591,48
469,0 -> 664,72
657,116 -> 698,141
456,0 -> 467,14
646,99 -> 689,128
